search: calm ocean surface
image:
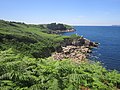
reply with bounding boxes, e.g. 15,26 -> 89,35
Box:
62,26 -> 120,71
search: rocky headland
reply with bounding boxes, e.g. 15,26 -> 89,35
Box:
46,23 -> 75,34
52,37 -> 98,63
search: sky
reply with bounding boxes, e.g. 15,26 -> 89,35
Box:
0,0 -> 120,26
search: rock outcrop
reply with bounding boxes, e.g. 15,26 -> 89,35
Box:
61,37 -> 98,47
52,37 -> 98,63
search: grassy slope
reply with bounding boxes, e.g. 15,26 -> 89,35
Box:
0,20 -> 69,58
0,20 -> 65,41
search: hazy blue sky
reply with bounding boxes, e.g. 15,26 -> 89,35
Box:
0,0 -> 120,25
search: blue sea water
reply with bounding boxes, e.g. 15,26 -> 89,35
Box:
62,26 -> 120,71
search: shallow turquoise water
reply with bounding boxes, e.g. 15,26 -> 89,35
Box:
62,26 -> 120,71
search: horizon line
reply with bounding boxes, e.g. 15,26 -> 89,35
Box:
0,19 -> 118,26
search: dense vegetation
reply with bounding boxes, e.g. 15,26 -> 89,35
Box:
0,49 -> 120,90
0,20 -> 120,90
47,23 -> 73,30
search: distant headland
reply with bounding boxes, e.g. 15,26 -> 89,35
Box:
46,23 -> 75,34
112,25 -> 120,27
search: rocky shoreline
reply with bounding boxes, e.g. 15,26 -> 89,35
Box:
58,29 -> 75,33
50,29 -> 75,34
52,37 -> 98,63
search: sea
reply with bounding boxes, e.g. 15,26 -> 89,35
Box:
62,26 -> 120,71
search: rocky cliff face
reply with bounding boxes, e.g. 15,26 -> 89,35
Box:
52,37 -> 98,63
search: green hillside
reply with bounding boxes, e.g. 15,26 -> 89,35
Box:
0,20 -> 70,58
0,20 -> 120,90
